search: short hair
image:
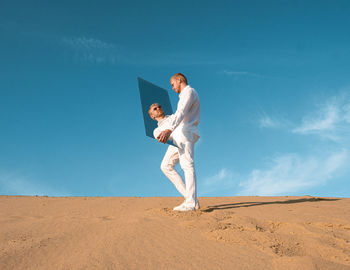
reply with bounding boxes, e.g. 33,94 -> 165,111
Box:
171,73 -> 188,84
148,103 -> 160,118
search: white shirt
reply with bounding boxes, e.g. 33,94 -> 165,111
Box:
169,85 -> 200,142
153,115 -> 185,146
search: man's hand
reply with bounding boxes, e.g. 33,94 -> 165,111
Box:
157,129 -> 172,144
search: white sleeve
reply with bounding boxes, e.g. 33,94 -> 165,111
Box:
153,127 -> 161,139
169,90 -> 194,131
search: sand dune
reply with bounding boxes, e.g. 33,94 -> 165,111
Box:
1,196 -> 350,269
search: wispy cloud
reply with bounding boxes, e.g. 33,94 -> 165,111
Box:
245,91 -> 350,196
238,150 -> 348,196
201,168 -> 238,196
60,37 -> 211,66
258,112 -> 286,129
292,95 -> 350,142
0,22 -> 231,67
0,171 -> 69,196
293,101 -> 339,133
61,36 -> 122,64
344,102 -> 350,123
220,70 -> 266,79
259,115 -> 277,128
258,93 -> 350,142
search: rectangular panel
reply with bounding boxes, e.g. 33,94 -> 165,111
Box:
138,77 -> 176,147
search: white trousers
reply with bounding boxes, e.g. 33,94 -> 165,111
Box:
160,142 -> 197,207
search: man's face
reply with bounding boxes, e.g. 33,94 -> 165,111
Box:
150,104 -> 164,120
170,78 -> 181,93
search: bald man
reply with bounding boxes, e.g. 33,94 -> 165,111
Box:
151,73 -> 200,211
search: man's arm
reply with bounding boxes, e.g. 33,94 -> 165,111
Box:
169,89 -> 194,131
157,129 -> 172,143
158,90 -> 194,143
153,127 -> 161,140
157,115 -> 173,143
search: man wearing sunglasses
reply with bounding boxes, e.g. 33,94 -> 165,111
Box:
148,73 -> 200,211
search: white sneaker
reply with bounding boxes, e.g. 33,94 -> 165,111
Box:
173,201 -> 186,210
173,199 -> 200,211
173,204 -> 195,211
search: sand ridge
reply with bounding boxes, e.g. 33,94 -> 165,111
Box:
1,196 -> 350,269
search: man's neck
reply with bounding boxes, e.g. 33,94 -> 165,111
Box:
179,83 -> 188,93
155,115 -> 165,122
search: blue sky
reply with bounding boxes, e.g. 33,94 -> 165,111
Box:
1,0 -> 350,197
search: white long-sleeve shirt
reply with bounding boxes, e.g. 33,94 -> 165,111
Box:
153,115 -> 185,147
169,85 -> 200,142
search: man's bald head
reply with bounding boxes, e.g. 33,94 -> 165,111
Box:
170,73 -> 188,94
170,73 -> 188,84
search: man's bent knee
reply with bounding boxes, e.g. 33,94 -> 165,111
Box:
160,163 -> 174,174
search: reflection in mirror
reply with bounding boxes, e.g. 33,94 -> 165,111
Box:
138,77 -> 176,146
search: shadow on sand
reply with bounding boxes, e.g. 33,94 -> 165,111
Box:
202,197 -> 340,213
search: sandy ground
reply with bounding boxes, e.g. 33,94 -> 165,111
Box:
1,196 -> 350,270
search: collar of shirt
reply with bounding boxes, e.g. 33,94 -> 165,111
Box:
179,85 -> 190,98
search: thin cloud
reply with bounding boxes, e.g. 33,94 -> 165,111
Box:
292,95 -> 350,142
0,23 -> 124,65
61,36 -> 122,64
62,37 -> 115,50
0,171 -> 70,196
243,91 -> 350,196
342,102 -> 350,123
293,102 -> 339,133
257,111 -> 292,130
201,168 -> 238,196
0,22 -> 227,67
238,150 -> 348,196
260,115 -> 277,128
221,70 -> 266,79
0,22 -> 123,65
258,113 -> 281,128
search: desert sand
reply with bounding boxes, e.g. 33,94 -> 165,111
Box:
1,196 -> 350,270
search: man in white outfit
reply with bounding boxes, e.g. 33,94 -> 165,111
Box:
150,73 -> 200,211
